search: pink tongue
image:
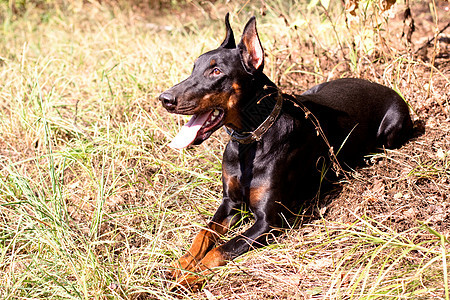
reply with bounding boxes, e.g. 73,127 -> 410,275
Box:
168,112 -> 211,149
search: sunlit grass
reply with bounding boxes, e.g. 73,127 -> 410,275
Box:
0,0 -> 448,299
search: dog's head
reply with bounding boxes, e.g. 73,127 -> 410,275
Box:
159,13 -> 265,149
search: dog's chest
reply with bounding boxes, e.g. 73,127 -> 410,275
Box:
222,141 -> 282,203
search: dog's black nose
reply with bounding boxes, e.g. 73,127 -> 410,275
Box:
159,92 -> 177,110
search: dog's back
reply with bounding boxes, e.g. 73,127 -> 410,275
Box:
297,78 -> 413,163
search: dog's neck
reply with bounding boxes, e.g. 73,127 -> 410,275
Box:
238,74 -> 280,133
225,74 -> 283,143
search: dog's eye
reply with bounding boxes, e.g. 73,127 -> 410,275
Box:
211,67 -> 222,76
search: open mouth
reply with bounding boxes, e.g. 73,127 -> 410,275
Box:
168,109 -> 224,149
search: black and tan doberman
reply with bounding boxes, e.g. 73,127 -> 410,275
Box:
159,13 -> 412,290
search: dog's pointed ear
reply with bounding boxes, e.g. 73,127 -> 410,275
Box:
238,16 -> 264,73
220,13 -> 236,49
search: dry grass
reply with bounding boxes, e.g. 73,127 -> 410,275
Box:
0,0 -> 449,299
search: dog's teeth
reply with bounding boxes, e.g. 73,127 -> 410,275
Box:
213,110 -> 220,116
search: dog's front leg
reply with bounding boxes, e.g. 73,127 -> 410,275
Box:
168,198 -> 241,281
175,198 -> 279,290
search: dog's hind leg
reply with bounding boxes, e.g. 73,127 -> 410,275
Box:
376,103 -> 413,149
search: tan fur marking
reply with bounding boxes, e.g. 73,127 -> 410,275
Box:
224,94 -> 242,129
249,185 -> 269,207
199,247 -> 227,269
171,228 -> 213,275
197,91 -> 229,111
222,169 -> 230,183
210,219 -> 230,236
222,82 -> 243,129
170,217 -> 232,278
225,173 -> 240,190
202,94 -> 212,100
174,247 -> 227,291
227,93 -> 238,109
194,84 -> 243,130
232,82 -> 241,93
